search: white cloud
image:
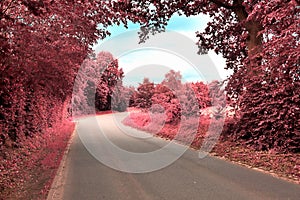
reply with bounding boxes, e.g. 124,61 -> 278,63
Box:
94,14 -> 232,85
174,30 -> 232,80
119,48 -> 206,86
118,30 -> 231,86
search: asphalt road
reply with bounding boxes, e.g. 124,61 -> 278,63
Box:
48,113 -> 300,200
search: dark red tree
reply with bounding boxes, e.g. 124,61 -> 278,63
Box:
134,78 -> 155,109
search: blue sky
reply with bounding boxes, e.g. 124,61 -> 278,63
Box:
102,13 -> 209,36
93,13 -> 231,86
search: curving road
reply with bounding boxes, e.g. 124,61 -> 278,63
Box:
47,113 -> 300,200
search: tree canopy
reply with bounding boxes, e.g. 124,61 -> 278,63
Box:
112,0 -> 299,152
1,0 -> 298,151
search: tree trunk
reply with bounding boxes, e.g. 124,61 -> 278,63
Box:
233,1 -> 263,76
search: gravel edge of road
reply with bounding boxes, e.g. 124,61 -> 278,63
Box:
209,153 -> 300,185
46,123 -> 77,200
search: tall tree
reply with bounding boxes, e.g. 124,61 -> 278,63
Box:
95,52 -> 124,111
72,51 -> 123,114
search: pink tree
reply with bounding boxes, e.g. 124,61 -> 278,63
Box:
151,70 -> 183,123
191,81 -> 211,109
111,83 -> 134,112
72,51 -> 124,115
95,52 -> 124,111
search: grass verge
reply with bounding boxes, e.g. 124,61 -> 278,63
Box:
122,110 -> 300,184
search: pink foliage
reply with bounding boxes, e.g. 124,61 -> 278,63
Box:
123,110 -> 211,148
123,112 -> 151,128
133,78 -> 155,109
0,121 -> 74,198
0,1 -> 129,196
72,51 -> 124,116
0,0 -> 298,197
111,83 -> 134,112
112,0 -> 300,153
129,70 -> 215,124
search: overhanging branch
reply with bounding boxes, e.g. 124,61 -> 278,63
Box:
210,0 -> 234,9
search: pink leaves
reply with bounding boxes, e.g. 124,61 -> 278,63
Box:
130,71 -> 217,124
116,1 -> 298,155
71,51 -> 124,116
0,120 -> 74,198
123,108 -> 211,148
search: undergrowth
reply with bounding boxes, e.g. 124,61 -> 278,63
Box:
123,110 -> 300,183
0,121 -> 74,200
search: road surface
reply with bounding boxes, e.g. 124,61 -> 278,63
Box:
48,113 -> 300,200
